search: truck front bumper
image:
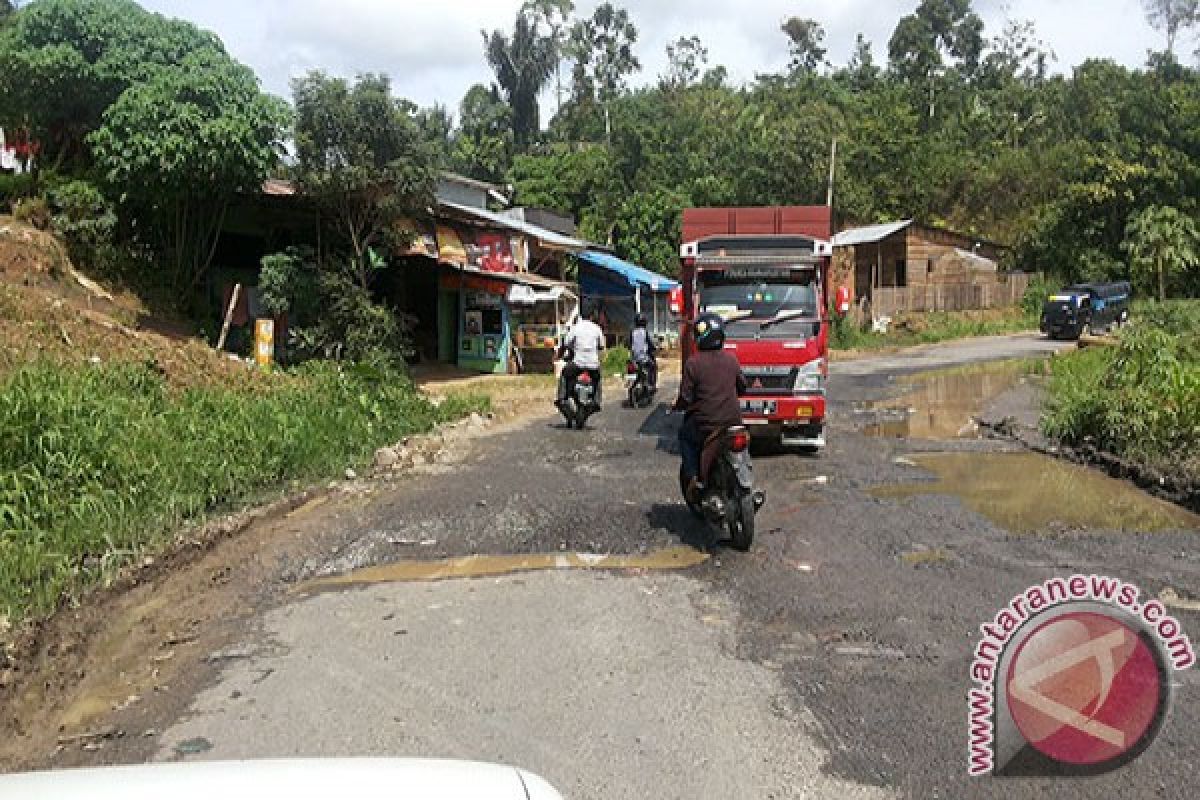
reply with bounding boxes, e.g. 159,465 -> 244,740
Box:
741,395 -> 827,448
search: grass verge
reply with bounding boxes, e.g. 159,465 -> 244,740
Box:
830,306 -> 1036,352
0,360 -> 489,625
1042,300 -> 1199,484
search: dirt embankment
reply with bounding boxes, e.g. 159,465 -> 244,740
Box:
0,216 -> 261,390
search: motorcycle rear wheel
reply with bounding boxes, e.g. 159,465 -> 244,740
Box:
728,490 -> 755,552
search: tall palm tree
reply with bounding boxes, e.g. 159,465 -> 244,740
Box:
483,13 -> 556,149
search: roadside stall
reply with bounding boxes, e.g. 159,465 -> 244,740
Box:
432,202 -> 584,375
578,250 -> 681,348
507,281 -> 578,374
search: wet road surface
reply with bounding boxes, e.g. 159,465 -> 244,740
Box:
81,335 -> 1200,797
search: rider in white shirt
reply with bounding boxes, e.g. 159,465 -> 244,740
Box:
557,306 -> 607,409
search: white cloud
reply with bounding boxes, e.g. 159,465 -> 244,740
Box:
141,0 -> 1167,110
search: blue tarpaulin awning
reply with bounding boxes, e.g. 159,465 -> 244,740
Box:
578,250 -> 679,297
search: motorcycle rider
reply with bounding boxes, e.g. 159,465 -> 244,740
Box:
629,313 -> 658,392
557,304 -> 607,411
673,313 -> 746,502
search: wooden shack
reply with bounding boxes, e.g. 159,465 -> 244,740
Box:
833,220 -> 1030,315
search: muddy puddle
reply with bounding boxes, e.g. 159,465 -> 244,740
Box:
298,547 -> 710,593
861,359 -> 1032,439
873,452 -> 1200,534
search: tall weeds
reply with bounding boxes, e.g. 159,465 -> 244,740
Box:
1043,302 -> 1200,477
0,361 -> 488,622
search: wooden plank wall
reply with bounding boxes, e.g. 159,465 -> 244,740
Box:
871,273 -> 1033,315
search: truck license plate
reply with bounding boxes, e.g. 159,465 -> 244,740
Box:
741,400 -> 777,415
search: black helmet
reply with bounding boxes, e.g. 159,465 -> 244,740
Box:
694,313 -> 726,351
635,313 -> 648,328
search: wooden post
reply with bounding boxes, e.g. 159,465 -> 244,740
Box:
216,283 -> 242,352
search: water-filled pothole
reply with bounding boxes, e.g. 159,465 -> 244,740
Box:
861,359 -> 1035,440
872,452 -> 1200,534
297,547 -> 710,593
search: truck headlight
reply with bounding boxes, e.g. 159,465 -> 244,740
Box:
795,358 -> 827,394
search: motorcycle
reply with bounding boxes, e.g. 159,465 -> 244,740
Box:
679,425 -> 765,551
624,359 -> 655,408
561,368 -> 601,429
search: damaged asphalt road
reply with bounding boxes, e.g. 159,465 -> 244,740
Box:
22,334 -> 1200,798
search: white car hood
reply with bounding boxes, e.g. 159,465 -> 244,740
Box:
0,758 -> 564,800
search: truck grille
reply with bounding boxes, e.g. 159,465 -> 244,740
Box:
743,368 -> 796,395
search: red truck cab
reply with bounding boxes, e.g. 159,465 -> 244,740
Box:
680,207 -> 835,449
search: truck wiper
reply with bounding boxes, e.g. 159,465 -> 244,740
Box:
759,310 -> 814,330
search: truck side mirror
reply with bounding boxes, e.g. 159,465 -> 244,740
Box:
835,286 -> 852,317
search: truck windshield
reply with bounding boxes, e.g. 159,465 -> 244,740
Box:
699,270 -> 819,338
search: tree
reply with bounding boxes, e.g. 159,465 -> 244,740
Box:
0,0 -> 226,169
980,19 -> 1055,88
522,0 -> 574,115
661,35 -> 708,91
782,18 -> 827,75
612,187 -> 690,277
888,0 -> 985,91
452,83 -> 514,183
1143,0 -> 1199,55
510,143 -> 623,236
841,33 -> 881,91
483,10 -> 557,149
1124,206 -> 1200,301
88,51 -> 288,296
292,72 -> 436,290
569,3 -> 641,140
415,104 -> 453,166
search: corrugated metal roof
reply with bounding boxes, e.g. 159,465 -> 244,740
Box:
262,178 -> 297,196
439,201 -> 589,252
953,248 -> 998,271
579,250 -> 680,292
443,262 -> 573,291
832,220 -> 913,247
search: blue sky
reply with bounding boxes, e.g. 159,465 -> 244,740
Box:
140,1 -> 1174,113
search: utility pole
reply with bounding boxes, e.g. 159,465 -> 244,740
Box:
826,136 -> 838,208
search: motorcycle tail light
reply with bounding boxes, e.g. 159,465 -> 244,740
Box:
627,361 -> 638,374
578,372 -> 592,384
729,430 -> 750,452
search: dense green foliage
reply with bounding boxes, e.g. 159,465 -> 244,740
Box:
1043,301 -> 1200,478
1124,206 -> 1200,301
258,247 -> 414,367
0,0 -> 226,169
89,53 -> 288,293
0,360 -> 488,621
1,0 -> 289,304
44,178 -> 117,269
450,1 -> 1200,294
292,71 -> 437,291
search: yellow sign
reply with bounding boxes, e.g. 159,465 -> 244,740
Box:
255,319 -> 275,368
